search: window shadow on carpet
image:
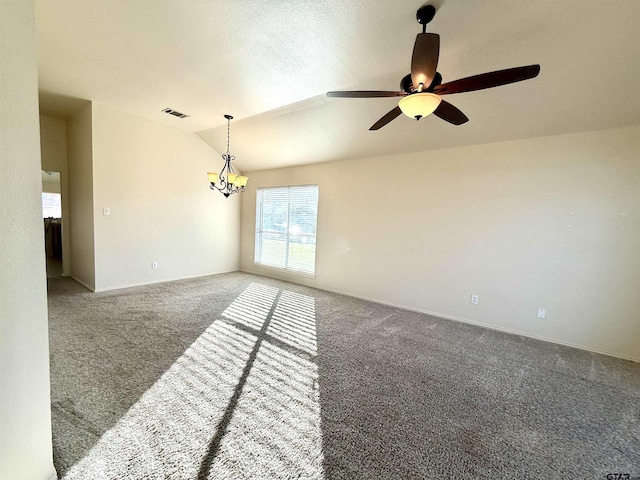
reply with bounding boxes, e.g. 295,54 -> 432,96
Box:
53,279 -> 325,479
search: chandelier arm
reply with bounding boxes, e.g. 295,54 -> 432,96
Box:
210,183 -> 243,196
209,183 -> 226,193
227,156 -> 236,174
209,183 -> 242,196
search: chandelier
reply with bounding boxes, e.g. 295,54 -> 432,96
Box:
207,114 -> 248,197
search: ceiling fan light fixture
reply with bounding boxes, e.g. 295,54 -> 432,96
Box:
398,92 -> 441,120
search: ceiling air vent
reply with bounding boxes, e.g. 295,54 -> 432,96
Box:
162,108 -> 189,119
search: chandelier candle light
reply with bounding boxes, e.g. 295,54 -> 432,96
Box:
207,114 -> 248,197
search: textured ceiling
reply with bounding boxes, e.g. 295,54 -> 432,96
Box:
36,1 -> 640,172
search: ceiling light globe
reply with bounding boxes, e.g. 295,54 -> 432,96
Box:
398,93 -> 442,120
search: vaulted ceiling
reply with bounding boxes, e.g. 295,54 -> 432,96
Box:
37,0 -> 640,171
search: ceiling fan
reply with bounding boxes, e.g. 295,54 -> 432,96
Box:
326,5 -> 540,130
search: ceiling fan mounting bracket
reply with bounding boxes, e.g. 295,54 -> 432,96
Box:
416,5 -> 436,31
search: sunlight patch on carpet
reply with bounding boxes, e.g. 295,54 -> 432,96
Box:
63,283 -> 324,479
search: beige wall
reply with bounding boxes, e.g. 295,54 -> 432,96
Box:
42,174 -> 61,194
0,1 -> 57,479
41,115 -> 71,275
67,103 -> 95,290
240,125 -> 640,362
91,102 -> 240,291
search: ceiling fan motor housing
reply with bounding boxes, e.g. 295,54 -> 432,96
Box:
401,74 -> 414,93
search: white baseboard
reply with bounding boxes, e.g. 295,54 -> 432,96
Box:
324,287 -> 639,363
71,275 -> 95,292
93,269 -> 239,293
240,268 -> 639,364
425,308 -> 640,364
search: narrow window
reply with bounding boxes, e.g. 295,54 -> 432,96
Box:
42,192 -> 62,218
255,185 -> 319,275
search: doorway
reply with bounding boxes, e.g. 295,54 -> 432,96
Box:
42,170 -> 63,278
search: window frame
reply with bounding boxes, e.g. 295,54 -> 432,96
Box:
254,184 -> 319,276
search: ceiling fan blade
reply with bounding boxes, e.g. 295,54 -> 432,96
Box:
434,64 -> 540,95
370,106 -> 402,131
327,91 -> 406,98
411,33 -> 440,92
433,100 -> 468,125
427,72 -> 442,91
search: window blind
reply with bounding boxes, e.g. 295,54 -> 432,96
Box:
255,185 -> 319,275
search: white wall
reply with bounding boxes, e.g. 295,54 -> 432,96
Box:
41,115 -> 71,275
0,1 -> 57,479
67,103 -> 95,290
240,125 -> 640,362
91,102 -> 240,291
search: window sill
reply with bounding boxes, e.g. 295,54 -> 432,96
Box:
253,262 -> 317,279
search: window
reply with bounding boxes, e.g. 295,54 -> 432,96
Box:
255,185 -> 319,275
42,192 -> 62,218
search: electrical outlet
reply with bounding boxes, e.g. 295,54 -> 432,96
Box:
537,308 -> 546,319
103,207 -> 111,216
152,262 -> 158,269
470,294 -> 479,305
